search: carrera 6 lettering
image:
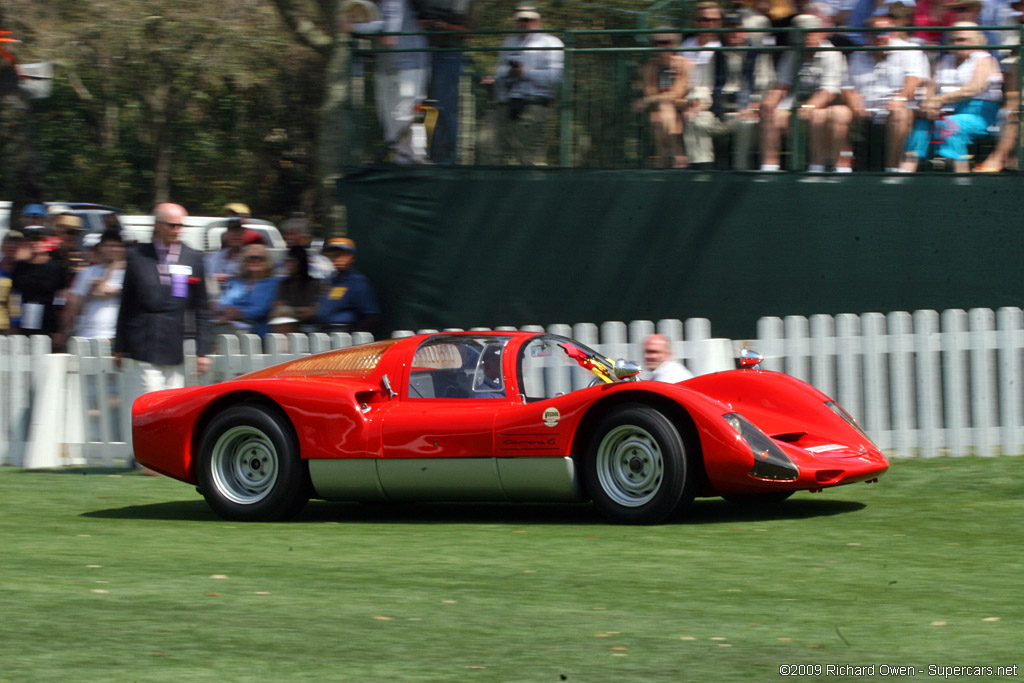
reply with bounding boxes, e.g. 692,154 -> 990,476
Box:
503,438 -> 557,447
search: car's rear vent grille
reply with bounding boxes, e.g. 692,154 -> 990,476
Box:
241,339 -> 400,379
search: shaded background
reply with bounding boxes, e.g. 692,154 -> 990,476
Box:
344,169 -> 1024,339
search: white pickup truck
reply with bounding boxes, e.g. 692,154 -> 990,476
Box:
118,215 -> 286,262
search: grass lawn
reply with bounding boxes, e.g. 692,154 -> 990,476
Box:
0,456 -> 1021,682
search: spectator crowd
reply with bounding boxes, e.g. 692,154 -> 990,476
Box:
1,202 -> 381,354
632,0 -> 1023,172
343,0 -> 1024,172
0,200 -> 381,473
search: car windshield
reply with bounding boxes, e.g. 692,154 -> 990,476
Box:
518,335 -> 612,402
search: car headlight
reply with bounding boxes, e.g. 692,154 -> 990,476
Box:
724,413 -> 799,481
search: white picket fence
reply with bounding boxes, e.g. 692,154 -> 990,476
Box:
0,331 -> 374,468
754,308 -> 1024,458
2,309 -> 1022,468
0,318 -> 731,469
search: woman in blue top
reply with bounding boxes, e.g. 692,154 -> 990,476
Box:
214,243 -> 280,337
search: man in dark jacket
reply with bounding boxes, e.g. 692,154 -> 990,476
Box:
315,237 -> 380,335
115,202 -> 211,394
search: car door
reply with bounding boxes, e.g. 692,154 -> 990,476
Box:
378,335 -> 513,500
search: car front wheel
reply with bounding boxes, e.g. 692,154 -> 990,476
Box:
583,404 -> 693,524
197,404 -> 309,521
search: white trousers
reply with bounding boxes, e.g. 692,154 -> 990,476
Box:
131,360 -> 185,395
375,67 -> 429,162
127,360 -> 185,465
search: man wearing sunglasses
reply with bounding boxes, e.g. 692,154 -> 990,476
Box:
115,202 -> 212,470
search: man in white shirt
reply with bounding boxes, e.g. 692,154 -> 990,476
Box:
480,3 -> 564,165
843,14 -> 929,171
66,230 -> 125,340
760,14 -> 852,171
642,334 -> 694,383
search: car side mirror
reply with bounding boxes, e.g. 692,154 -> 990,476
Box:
613,358 -> 641,380
739,348 -> 763,369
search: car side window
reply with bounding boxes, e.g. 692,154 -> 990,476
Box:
408,336 -> 511,399
518,336 -> 598,401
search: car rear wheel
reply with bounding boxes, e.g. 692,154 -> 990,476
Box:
197,404 -> 309,521
583,404 -> 694,524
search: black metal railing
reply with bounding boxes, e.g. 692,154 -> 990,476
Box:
344,23 -> 1024,172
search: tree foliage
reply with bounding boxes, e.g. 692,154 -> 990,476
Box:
1,0 -> 687,226
1,0 -> 324,222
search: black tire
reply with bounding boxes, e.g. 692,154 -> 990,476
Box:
722,491 -> 794,507
197,404 -> 310,521
583,404 -> 694,524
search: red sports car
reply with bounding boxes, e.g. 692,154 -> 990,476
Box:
132,332 -> 889,524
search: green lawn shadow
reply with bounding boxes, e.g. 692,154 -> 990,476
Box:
82,496 -> 866,525
19,467 -> 134,476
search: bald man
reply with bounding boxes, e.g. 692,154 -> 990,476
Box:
115,203 -> 212,431
642,333 -> 694,383
115,203 -> 212,470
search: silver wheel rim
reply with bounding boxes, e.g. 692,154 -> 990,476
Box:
595,424 -> 664,507
210,425 -> 280,505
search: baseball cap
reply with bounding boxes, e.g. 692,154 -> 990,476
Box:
243,229 -> 267,246
224,202 -> 251,216
514,3 -> 541,20
791,13 -> 824,29
22,203 -> 46,218
339,0 -> 381,23
37,236 -> 63,252
54,214 -> 85,230
323,237 -> 356,253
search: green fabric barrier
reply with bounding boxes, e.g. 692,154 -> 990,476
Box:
342,168 -> 1024,339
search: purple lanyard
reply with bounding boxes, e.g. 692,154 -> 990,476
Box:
157,243 -> 181,286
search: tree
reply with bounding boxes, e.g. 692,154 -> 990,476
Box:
1,0 -> 322,220
269,0 -> 349,235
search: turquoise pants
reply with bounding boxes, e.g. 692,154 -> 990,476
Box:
905,99 -> 1000,162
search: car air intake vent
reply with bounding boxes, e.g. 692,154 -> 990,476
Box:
772,432 -> 806,443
